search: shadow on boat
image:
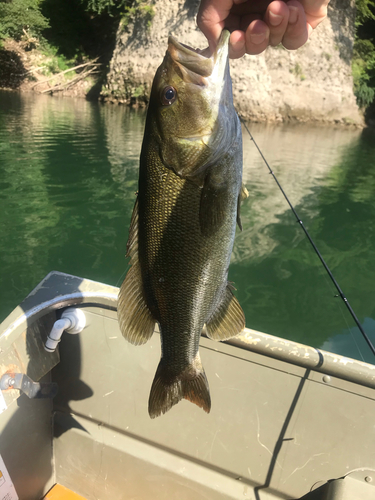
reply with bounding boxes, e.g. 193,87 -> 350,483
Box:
0,272 -> 96,497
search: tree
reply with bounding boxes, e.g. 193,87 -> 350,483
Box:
353,0 -> 375,109
0,0 -> 49,42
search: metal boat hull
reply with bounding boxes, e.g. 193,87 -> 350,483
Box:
0,272 -> 374,499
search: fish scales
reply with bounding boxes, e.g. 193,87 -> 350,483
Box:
140,149 -> 237,361
118,30 -> 246,418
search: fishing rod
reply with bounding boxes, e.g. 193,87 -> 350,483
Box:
241,120 -> 375,359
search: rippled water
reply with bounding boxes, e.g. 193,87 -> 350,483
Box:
1,91 -> 375,363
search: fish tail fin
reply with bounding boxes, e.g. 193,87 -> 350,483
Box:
148,354 -> 211,419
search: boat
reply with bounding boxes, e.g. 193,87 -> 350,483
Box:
0,270 -> 374,499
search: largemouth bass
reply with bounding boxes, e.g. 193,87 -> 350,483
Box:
118,30 -> 246,418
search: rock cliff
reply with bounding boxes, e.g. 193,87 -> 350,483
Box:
103,0 -> 363,125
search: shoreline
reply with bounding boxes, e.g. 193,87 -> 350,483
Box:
0,36 -> 366,129
0,86 -> 367,130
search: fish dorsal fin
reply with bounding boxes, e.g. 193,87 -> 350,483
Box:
118,197 -> 156,345
205,286 -> 245,341
237,183 -> 249,231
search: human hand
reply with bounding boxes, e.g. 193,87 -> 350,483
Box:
197,0 -> 330,58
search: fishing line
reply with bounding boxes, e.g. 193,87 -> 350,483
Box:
320,267 -> 366,362
241,120 -> 375,359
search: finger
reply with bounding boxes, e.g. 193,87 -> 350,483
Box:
229,13 -> 263,58
282,0 -> 309,50
265,1 -> 290,47
197,0 -> 273,41
244,18 -> 270,55
229,31 -> 246,59
231,0 -> 278,13
300,0 -> 330,29
197,0 -> 234,49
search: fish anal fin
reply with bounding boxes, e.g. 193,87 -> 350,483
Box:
148,353 -> 211,418
206,286 -> 245,341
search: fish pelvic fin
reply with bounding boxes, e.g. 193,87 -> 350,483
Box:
148,353 -> 211,419
118,197 -> 156,345
205,286 -> 245,341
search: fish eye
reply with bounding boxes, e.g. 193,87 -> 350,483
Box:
161,86 -> 177,106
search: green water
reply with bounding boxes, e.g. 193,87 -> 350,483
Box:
1,91 -> 375,363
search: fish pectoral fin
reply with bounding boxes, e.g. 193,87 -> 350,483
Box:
118,197 -> 156,345
237,183 -> 249,231
241,183 -> 249,201
199,174 -> 228,237
205,286 -> 245,341
118,261 -> 156,345
148,354 -> 211,419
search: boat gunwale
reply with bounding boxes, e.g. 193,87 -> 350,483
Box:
1,270 -> 374,391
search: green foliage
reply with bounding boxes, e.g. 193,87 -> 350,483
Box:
355,0 -> 375,26
131,83 -> 145,98
353,3 -> 375,109
355,81 -> 375,107
80,0 -> 155,27
40,0 -> 124,65
0,0 -> 49,41
121,1 -> 155,30
82,0 -> 130,16
290,62 -> 306,81
34,43 -> 76,78
44,57 -> 71,75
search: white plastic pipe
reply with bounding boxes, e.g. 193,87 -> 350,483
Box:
44,308 -> 86,352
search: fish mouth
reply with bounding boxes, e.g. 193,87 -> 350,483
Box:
167,30 -> 230,85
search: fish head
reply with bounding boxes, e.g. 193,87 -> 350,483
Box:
148,30 -> 238,184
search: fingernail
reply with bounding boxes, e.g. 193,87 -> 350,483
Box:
250,32 -> 267,45
288,6 -> 298,25
269,11 -> 283,27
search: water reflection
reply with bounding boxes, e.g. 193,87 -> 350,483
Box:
235,124 -> 375,362
0,92 -> 143,322
1,91 -> 374,363
236,123 -> 363,261
322,318 -> 375,365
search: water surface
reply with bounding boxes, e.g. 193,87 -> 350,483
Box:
1,91 -> 375,363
